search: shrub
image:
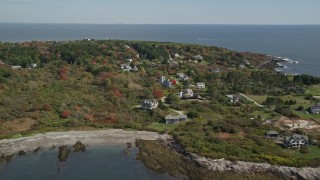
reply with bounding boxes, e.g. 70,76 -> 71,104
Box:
187,111 -> 199,119
60,110 -> 71,119
299,147 -> 310,154
42,104 -> 52,111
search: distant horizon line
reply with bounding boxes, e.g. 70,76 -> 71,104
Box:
0,22 -> 320,26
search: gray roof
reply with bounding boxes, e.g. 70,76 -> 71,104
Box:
267,131 -> 279,135
165,115 -> 188,120
285,134 -> 309,142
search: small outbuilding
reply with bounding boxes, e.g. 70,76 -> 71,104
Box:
266,131 -> 280,138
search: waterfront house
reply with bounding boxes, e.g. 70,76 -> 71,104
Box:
283,134 -> 309,148
165,115 -> 188,124
266,131 -> 280,138
310,103 -> 320,114
196,82 -> 205,89
141,99 -> 159,110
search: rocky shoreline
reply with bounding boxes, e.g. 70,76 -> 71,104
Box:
165,138 -> 320,180
0,129 -> 169,156
1,130 -> 319,179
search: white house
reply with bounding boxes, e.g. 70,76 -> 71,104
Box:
11,66 -> 22,70
176,73 -> 189,81
180,89 -> 194,99
194,55 -> 203,61
165,115 -> 188,124
141,99 -> 159,110
30,63 -> 37,68
196,82 -> 205,89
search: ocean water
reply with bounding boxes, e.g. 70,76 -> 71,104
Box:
0,24 -> 319,76
0,145 -> 176,180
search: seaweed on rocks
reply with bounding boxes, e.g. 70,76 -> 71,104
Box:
0,154 -> 14,164
58,145 -> 71,161
73,141 -> 86,152
17,150 -> 26,156
136,139 -> 282,180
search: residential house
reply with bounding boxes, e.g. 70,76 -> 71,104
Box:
180,89 -> 194,99
196,82 -> 206,89
286,86 -> 304,94
159,76 -> 173,88
310,103 -> 320,114
141,99 -> 159,110
120,64 -> 132,71
211,68 -> 221,73
11,66 -> 22,70
266,131 -> 280,138
30,63 -> 37,68
263,119 -> 275,125
165,115 -> 188,124
226,94 -> 243,103
239,64 -> 247,69
176,73 -> 189,81
194,55 -> 203,61
284,134 -> 309,148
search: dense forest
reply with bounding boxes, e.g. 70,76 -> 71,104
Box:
0,40 -> 320,166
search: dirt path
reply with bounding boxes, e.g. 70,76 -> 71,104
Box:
239,93 -> 264,108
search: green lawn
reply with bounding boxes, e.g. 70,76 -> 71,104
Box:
294,111 -> 320,122
199,112 -> 220,121
148,122 -> 180,132
245,94 -> 268,104
306,85 -> 320,96
290,146 -> 320,160
251,109 -> 278,120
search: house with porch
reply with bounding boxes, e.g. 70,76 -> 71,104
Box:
311,103 -> 320,114
165,115 -> 188,124
283,134 -> 309,148
196,82 -> 205,89
180,89 -> 194,99
141,99 -> 159,110
266,131 -> 280,138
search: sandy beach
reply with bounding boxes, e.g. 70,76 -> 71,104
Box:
0,129 -> 169,155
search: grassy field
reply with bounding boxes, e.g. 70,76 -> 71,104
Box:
251,109 -> 279,120
291,146 -> 320,160
245,94 -> 268,104
199,111 -> 221,121
306,85 -> 320,96
294,111 -> 320,121
148,122 -> 180,132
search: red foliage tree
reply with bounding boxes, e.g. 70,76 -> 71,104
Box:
170,79 -> 177,85
113,90 -> 122,98
153,89 -> 164,99
60,110 -> 71,119
59,67 -> 69,80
